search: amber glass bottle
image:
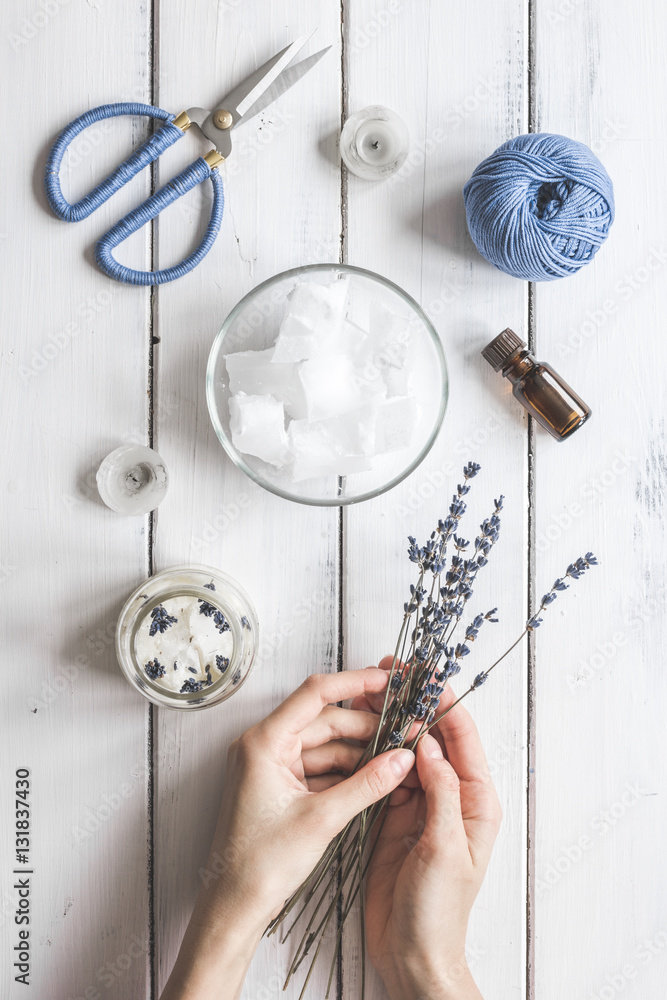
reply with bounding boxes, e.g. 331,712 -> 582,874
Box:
482,329 -> 591,441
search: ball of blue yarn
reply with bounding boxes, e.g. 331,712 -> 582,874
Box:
463,133 -> 615,281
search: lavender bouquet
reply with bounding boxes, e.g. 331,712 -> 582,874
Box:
268,462 -> 596,998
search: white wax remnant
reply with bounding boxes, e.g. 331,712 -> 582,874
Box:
225,348 -> 295,396
229,392 -> 289,466
299,355 -> 363,421
272,278 -> 350,362
342,319 -> 371,361
225,348 -> 307,419
374,396 -> 419,453
368,300 -> 413,396
352,358 -> 388,406
135,595 -> 233,694
289,416 -> 373,481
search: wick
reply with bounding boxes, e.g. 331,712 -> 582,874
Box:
371,140 -> 380,149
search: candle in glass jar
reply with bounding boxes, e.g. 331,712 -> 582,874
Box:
340,106 -> 409,180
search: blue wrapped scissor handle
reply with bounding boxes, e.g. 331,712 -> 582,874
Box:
44,103 -> 224,286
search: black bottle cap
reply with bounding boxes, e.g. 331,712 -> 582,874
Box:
481,328 -> 527,371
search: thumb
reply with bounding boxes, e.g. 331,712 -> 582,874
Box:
416,734 -> 467,852
316,749 -> 414,833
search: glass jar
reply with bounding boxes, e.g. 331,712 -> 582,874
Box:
116,565 -> 258,710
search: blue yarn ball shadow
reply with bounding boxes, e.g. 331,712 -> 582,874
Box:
463,133 -> 615,281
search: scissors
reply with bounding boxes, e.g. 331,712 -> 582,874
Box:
44,36 -> 329,286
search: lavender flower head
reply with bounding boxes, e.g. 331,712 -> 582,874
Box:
149,604 -> 178,637
144,658 -> 166,681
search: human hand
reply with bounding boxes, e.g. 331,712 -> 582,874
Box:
351,656 -> 502,1000
161,668 -> 415,1000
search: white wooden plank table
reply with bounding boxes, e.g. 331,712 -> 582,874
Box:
1,1 -> 665,998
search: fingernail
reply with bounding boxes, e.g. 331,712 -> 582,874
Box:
422,734 -> 444,759
389,749 -> 414,777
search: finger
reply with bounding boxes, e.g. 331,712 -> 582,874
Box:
304,713 -> 419,786
415,735 -> 468,858
349,699 -> 431,760
301,740 -> 366,776
349,694 -> 374,713
388,786 -> 412,806
300,705 -> 380,749
433,689 -> 503,853
306,773 -> 347,792
377,654 -> 399,672
351,655 -> 407,716
261,669 -> 389,739
418,732 -> 500,867
313,749 -> 414,834
434,686 -> 491,783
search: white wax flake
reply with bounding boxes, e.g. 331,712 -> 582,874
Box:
289,417 -> 373,481
226,350 -> 307,420
225,349 -> 296,397
229,392 -> 289,466
374,396 -> 419,453
135,596 -> 233,694
223,279 -> 420,482
352,360 -> 388,406
279,369 -> 309,420
271,278 -> 350,362
299,355 -> 363,421
341,319 -> 369,359
368,299 -> 413,396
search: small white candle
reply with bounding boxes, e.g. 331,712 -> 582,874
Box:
96,444 -> 169,515
340,106 -> 409,180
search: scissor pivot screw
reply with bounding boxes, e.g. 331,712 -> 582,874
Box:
212,109 -> 233,130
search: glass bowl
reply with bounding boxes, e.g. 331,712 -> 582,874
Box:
116,565 -> 258,711
206,264 -> 448,506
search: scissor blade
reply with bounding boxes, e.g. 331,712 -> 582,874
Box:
219,36 -> 312,123
235,46 -> 331,127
